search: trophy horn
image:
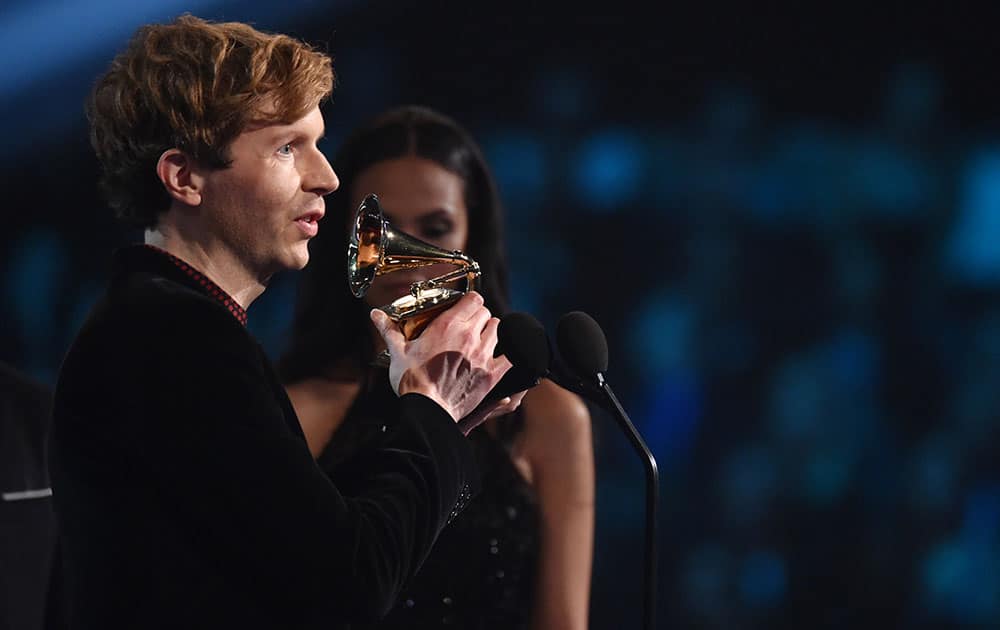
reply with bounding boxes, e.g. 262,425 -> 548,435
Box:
348,193 -> 481,341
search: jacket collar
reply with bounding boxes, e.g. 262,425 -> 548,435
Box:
112,245 -> 248,326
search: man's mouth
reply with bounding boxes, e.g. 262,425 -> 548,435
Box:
294,210 -> 323,237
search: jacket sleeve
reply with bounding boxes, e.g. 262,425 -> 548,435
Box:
82,297 -> 479,622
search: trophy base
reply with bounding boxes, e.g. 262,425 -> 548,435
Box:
370,287 -> 466,368
384,287 -> 464,340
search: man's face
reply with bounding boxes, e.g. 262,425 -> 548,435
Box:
197,106 -> 338,279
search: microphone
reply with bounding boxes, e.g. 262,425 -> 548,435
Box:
554,311 -> 659,630
485,311 -> 551,402
555,310 -> 608,376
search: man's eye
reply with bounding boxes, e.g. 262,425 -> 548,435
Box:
278,143 -> 293,155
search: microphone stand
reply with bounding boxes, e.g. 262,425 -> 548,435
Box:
596,372 -> 658,630
551,358 -> 658,630
548,310 -> 659,630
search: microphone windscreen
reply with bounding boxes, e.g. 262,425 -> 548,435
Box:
556,311 -> 609,376
495,312 -> 550,374
485,312 -> 550,402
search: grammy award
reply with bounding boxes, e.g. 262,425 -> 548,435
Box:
348,193 -> 481,345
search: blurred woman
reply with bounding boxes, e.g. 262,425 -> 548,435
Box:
281,105 -> 594,629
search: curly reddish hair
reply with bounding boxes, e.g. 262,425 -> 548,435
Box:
87,14 -> 334,228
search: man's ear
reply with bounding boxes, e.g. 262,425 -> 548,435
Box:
156,149 -> 203,206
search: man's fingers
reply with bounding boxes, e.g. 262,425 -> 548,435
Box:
489,353 -> 513,386
493,353 -> 513,374
456,388 -> 529,435
481,316 -> 500,353
488,390 -> 527,420
507,390 -> 528,408
466,304 -> 492,338
439,291 -> 485,324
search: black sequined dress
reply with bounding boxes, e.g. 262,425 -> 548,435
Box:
319,374 -> 540,629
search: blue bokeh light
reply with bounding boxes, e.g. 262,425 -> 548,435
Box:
570,129 -> 644,213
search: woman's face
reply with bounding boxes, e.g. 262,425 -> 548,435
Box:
349,155 -> 470,309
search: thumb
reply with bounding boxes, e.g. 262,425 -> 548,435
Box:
370,309 -> 405,355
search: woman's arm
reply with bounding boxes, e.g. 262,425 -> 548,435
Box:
516,379 -> 595,630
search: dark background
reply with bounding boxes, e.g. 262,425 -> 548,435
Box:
4,1 -> 1000,627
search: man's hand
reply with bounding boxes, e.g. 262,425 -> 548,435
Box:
371,291 -> 515,422
456,390 -> 528,436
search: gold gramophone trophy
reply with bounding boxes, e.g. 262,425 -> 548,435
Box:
348,193 -> 481,359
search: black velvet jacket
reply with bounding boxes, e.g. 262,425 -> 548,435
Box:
49,246 -> 479,629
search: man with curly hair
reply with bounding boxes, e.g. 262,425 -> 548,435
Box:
50,15 -> 519,628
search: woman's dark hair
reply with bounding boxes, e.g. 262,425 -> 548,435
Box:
280,105 -> 509,384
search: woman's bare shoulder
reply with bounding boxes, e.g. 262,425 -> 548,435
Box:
518,379 -> 592,449
522,378 -> 589,417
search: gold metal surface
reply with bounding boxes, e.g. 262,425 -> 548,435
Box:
347,193 -> 481,341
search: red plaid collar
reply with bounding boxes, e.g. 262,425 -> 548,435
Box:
141,245 -> 248,326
